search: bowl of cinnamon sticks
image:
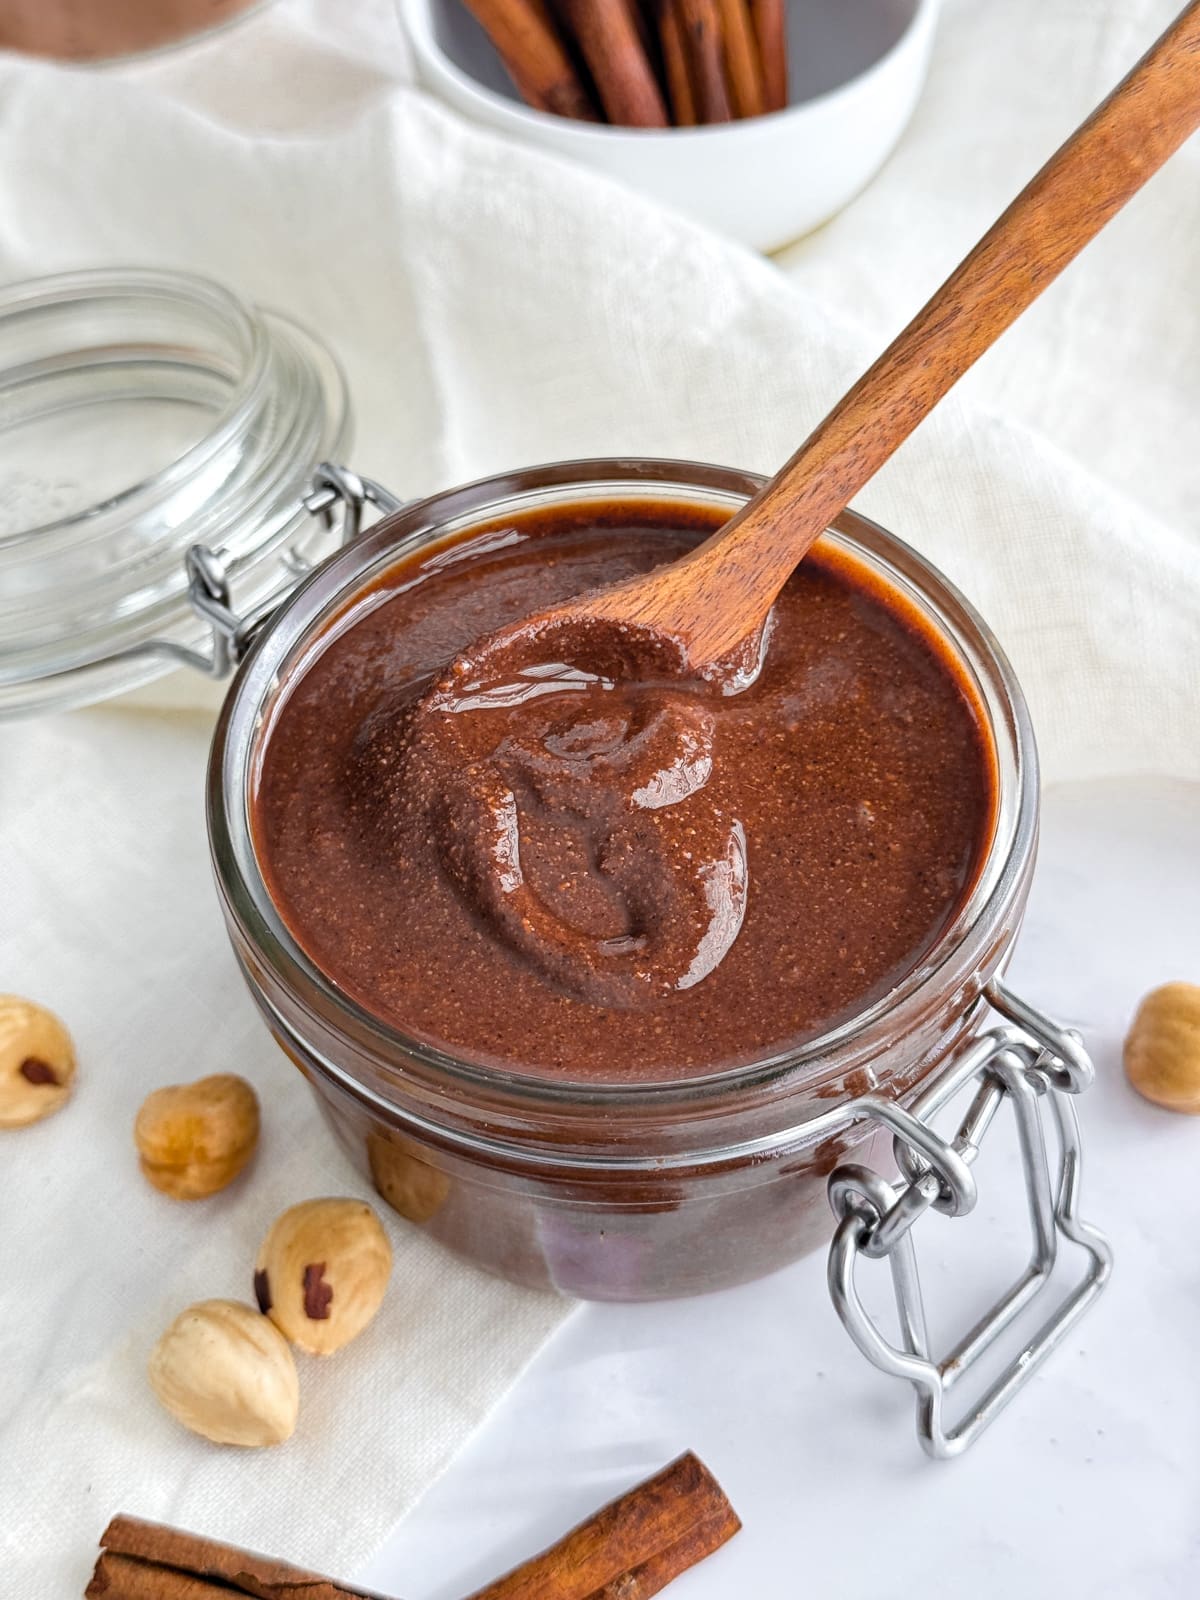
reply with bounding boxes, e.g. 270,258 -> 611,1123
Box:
398,0 -> 938,251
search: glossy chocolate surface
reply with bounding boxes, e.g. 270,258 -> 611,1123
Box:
254,499 -> 994,1083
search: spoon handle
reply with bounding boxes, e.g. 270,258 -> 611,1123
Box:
654,1 -> 1200,662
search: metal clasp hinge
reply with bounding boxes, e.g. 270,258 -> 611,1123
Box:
141,463 -> 403,679
827,979 -> 1112,1459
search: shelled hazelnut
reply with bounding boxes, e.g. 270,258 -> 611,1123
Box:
1124,981 -> 1200,1114
0,994 -> 76,1128
148,1299 -> 299,1447
135,1073 -> 260,1199
254,1198 -> 392,1356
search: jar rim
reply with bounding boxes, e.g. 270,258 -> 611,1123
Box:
208,457 -> 1039,1131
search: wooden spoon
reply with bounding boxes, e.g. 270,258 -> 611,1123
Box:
454,2 -> 1200,690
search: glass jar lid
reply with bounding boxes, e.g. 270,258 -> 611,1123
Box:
0,267 -> 351,717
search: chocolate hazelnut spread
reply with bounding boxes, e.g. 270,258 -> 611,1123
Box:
254,498 -> 995,1084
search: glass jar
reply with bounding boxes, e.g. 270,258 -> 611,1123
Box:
5,271 -> 1109,1455
208,459 -> 1109,1418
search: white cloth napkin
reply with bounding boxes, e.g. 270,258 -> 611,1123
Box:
1,1 -> 1196,1595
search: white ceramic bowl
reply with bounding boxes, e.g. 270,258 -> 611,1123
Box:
398,0 -> 938,252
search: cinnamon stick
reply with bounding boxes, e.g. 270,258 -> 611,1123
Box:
461,0 -> 600,119
655,0 -> 696,125
677,0 -> 732,123
87,1453 -> 739,1600
626,0 -> 666,94
579,1509 -> 742,1598
715,0 -> 764,117
462,1452 -> 740,1599
89,1516 -> 377,1600
557,0 -> 669,126
748,0 -> 786,111
87,1551 -> 228,1600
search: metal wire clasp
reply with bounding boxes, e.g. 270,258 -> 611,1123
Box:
827,978 -> 1112,1459
151,463 -> 403,678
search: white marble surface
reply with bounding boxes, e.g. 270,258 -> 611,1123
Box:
358,778 -> 1200,1598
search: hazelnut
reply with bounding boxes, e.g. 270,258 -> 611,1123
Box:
1124,981 -> 1200,1114
368,1130 -> 450,1224
148,1299 -> 298,1447
254,1198 -> 392,1356
0,994 -> 76,1128
135,1073 -> 260,1199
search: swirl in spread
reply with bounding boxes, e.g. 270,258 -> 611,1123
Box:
368,651 -> 748,1009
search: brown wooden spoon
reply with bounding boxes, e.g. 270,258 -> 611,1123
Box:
452,2 -> 1200,692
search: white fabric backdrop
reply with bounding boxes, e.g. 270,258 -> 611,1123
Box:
1,1 -> 1196,1595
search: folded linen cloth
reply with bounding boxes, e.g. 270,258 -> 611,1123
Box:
0,1 -> 1195,1596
